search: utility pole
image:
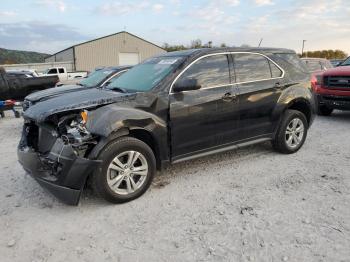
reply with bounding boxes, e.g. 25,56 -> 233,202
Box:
301,40 -> 307,57
258,38 -> 263,47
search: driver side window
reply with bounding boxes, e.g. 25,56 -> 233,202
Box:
177,54 -> 230,88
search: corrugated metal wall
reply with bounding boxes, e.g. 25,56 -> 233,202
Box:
45,56 -> 56,63
55,48 -> 74,62
44,47 -> 74,63
75,32 -> 166,71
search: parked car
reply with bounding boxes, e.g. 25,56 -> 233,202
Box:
330,59 -> 344,67
0,67 -> 58,101
311,65 -> 350,115
56,66 -> 130,87
7,69 -> 39,78
23,66 -> 131,111
40,67 -> 87,82
337,56 -> 350,67
301,58 -> 333,73
18,48 -> 316,205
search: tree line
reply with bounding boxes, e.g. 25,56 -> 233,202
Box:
300,50 -> 348,59
162,39 -> 240,52
162,40 -> 348,60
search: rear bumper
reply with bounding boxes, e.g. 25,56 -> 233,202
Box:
18,137 -> 100,205
316,94 -> 350,110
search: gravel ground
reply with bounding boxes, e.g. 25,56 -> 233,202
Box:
0,110 -> 350,262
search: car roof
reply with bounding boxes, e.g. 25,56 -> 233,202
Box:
160,47 -> 295,58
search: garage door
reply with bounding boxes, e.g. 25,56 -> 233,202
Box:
119,53 -> 140,66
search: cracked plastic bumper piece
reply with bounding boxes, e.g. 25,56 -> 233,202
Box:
17,137 -> 100,205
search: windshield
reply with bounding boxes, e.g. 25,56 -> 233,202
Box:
340,57 -> 350,66
80,68 -> 115,88
107,56 -> 185,92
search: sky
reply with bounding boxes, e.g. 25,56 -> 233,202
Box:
0,0 -> 349,55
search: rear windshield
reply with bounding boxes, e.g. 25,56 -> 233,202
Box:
303,60 -> 333,72
274,53 -> 309,74
304,60 -> 322,72
107,56 -> 185,92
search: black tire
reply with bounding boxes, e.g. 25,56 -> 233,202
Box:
318,105 -> 333,116
14,111 -> 21,118
92,136 -> 156,204
272,109 -> 308,154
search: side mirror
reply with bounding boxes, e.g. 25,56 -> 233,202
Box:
173,79 -> 201,93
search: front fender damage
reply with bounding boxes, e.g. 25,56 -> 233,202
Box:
85,95 -> 169,166
86,105 -> 167,137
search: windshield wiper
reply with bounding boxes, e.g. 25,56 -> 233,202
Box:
108,86 -> 128,93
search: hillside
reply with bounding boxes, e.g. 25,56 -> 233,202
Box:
0,48 -> 49,65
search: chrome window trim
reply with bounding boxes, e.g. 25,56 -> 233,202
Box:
100,69 -> 128,87
169,51 -> 285,94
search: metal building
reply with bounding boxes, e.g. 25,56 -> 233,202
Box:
45,31 -> 166,71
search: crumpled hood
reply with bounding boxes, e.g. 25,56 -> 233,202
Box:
25,85 -> 87,103
23,88 -> 136,123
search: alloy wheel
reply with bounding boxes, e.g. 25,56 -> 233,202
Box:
107,151 -> 148,195
285,118 -> 305,149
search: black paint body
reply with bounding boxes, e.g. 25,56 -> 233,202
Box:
0,70 -> 58,101
17,48 -> 316,204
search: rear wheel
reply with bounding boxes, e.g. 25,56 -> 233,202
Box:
272,110 -> 308,154
318,105 -> 333,116
92,137 -> 156,203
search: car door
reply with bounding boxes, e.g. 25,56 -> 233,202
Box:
232,53 -> 284,140
169,54 -> 239,159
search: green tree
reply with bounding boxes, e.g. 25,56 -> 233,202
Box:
301,49 -> 348,59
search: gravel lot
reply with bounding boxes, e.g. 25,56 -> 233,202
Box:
1,111 -> 350,262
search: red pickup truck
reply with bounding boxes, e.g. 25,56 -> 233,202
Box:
311,66 -> 350,115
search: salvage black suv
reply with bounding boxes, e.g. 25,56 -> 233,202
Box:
18,48 -> 315,205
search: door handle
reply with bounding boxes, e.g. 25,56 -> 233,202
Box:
222,92 -> 237,102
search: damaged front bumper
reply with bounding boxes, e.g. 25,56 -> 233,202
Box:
17,123 -> 100,205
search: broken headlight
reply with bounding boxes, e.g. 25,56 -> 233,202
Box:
57,110 -> 96,147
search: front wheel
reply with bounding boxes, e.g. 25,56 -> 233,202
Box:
272,110 -> 308,154
92,137 -> 156,203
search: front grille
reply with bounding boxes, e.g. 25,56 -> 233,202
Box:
324,76 -> 350,89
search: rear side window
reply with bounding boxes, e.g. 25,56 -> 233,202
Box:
58,68 -> 65,73
233,53 -> 273,82
177,54 -> 230,88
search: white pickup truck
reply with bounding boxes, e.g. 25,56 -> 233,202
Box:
40,67 -> 88,82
